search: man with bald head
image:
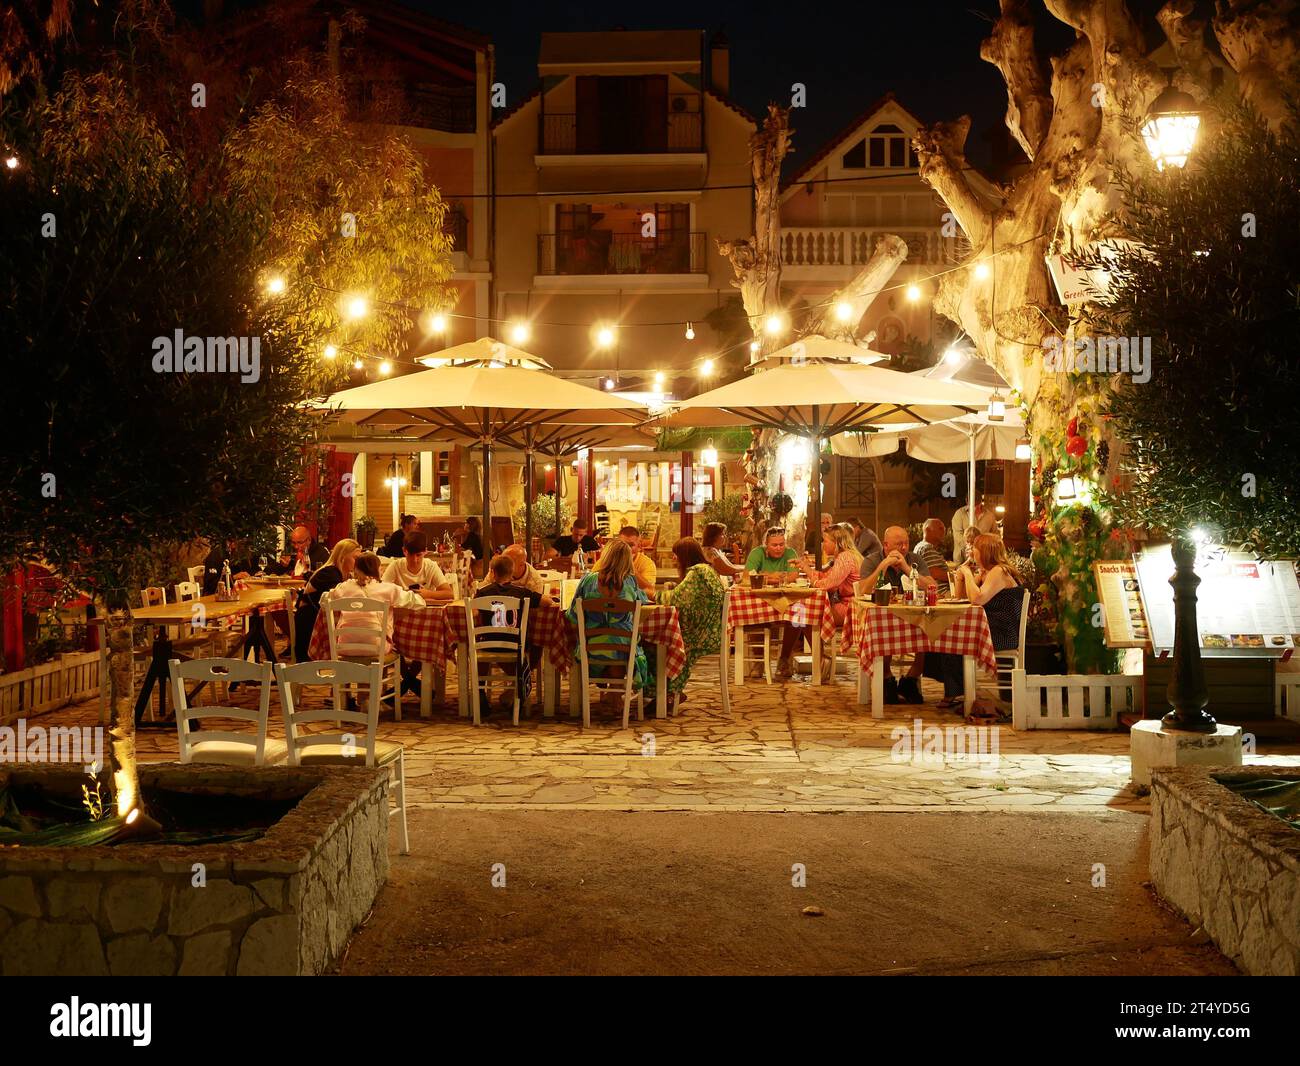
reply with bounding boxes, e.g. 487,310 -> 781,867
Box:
503,543 -> 547,597
275,525 -> 328,578
860,526 -> 935,593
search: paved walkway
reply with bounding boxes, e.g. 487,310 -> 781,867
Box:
34,660 -> 1300,815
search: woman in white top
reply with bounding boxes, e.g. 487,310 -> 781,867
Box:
380,531 -> 454,601
331,552 -> 425,657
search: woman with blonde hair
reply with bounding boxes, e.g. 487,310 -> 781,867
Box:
294,538 -> 361,661
778,525 -> 863,679
566,538 -> 650,696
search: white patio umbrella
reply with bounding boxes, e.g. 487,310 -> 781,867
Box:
319,340 -> 648,555
652,358 -> 989,562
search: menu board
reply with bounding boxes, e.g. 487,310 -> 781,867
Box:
1092,561 -> 1151,648
1133,545 -> 1300,657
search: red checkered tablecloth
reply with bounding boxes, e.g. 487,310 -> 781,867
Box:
726,587 -> 838,643
844,600 -> 998,678
444,600 -> 570,666
555,604 -> 687,679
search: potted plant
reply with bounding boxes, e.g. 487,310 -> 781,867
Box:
355,514 -> 378,550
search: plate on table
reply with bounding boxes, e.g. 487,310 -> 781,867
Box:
938,598 -> 970,605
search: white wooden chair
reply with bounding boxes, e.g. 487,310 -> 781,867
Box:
275,659 -> 409,855
167,657 -> 285,766
464,595 -> 531,726
175,579 -> 243,662
573,596 -> 644,729
322,593 -> 401,718
137,586 -> 212,709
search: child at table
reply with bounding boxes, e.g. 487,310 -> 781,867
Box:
330,552 -> 425,656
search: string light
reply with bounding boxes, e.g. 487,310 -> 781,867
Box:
654,371 -> 665,385
379,359 -> 393,375
764,313 -> 786,336
700,358 -> 715,376
265,275 -> 286,296
905,284 -> 922,303
352,358 -> 363,369
685,322 -> 695,340
426,311 -> 448,333
345,296 -> 368,319
834,301 -> 853,322
509,321 -> 530,344
323,344 -> 338,359
749,340 -> 760,354
600,375 -> 616,391
974,262 -> 991,280
4,155 -> 17,170
595,325 -> 615,349
943,346 -> 963,365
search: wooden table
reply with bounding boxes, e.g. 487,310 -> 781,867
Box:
129,587 -> 293,722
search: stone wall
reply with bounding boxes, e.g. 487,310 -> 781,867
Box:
0,763 -> 390,976
1150,765 -> 1300,977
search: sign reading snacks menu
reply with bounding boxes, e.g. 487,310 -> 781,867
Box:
1132,545 -> 1300,656
1092,561 -> 1151,648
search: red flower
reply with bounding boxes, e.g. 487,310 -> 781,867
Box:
1066,435 -> 1087,458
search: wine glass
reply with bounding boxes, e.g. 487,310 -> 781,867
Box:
258,554 -> 268,575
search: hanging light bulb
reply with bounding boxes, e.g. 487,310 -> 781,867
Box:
323,344 -> 338,360
834,301 -> 853,323
4,155 -> 18,170
764,313 -> 785,336
974,262 -> 991,281
352,358 -> 363,370
987,389 -> 1006,422
943,346 -> 964,365
345,296 -> 368,319
265,275 -> 286,296
700,358 -> 715,376
685,322 -> 695,340
595,325 -> 615,349
905,284 -> 922,303
1014,436 -> 1032,461
1142,83 -> 1201,172
509,321 -> 530,345
379,359 -> 393,375
749,340 -> 760,354
428,311 -> 448,333
600,375 -> 616,391
654,370 -> 665,385
701,438 -> 718,467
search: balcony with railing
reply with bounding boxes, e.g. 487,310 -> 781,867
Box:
538,231 -> 706,276
539,106 -> 703,155
779,227 -> 969,272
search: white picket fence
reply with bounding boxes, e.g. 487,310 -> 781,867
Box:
0,650 -> 102,723
1011,669 -> 1143,730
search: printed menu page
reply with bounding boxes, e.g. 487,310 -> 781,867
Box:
1092,561 -> 1151,648
1134,544 -> 1300,655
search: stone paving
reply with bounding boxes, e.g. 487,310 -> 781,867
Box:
33,658 -> 1300,816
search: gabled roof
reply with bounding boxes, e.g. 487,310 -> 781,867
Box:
781,92 -> 927,190
706,86 -> 757,128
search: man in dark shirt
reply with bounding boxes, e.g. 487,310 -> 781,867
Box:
272,525 -> 329,578
859,525 -> 938,705
462,516 -> 486,561
548,518 -> 600,561
380,514 -> 418,558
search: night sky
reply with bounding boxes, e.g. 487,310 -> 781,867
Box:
420,0 -> 1062,172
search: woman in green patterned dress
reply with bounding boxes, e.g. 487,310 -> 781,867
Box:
657,537 -> 726,703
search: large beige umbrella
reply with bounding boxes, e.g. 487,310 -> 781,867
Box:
653,360 -> 989,562
321,342 -> 648,554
